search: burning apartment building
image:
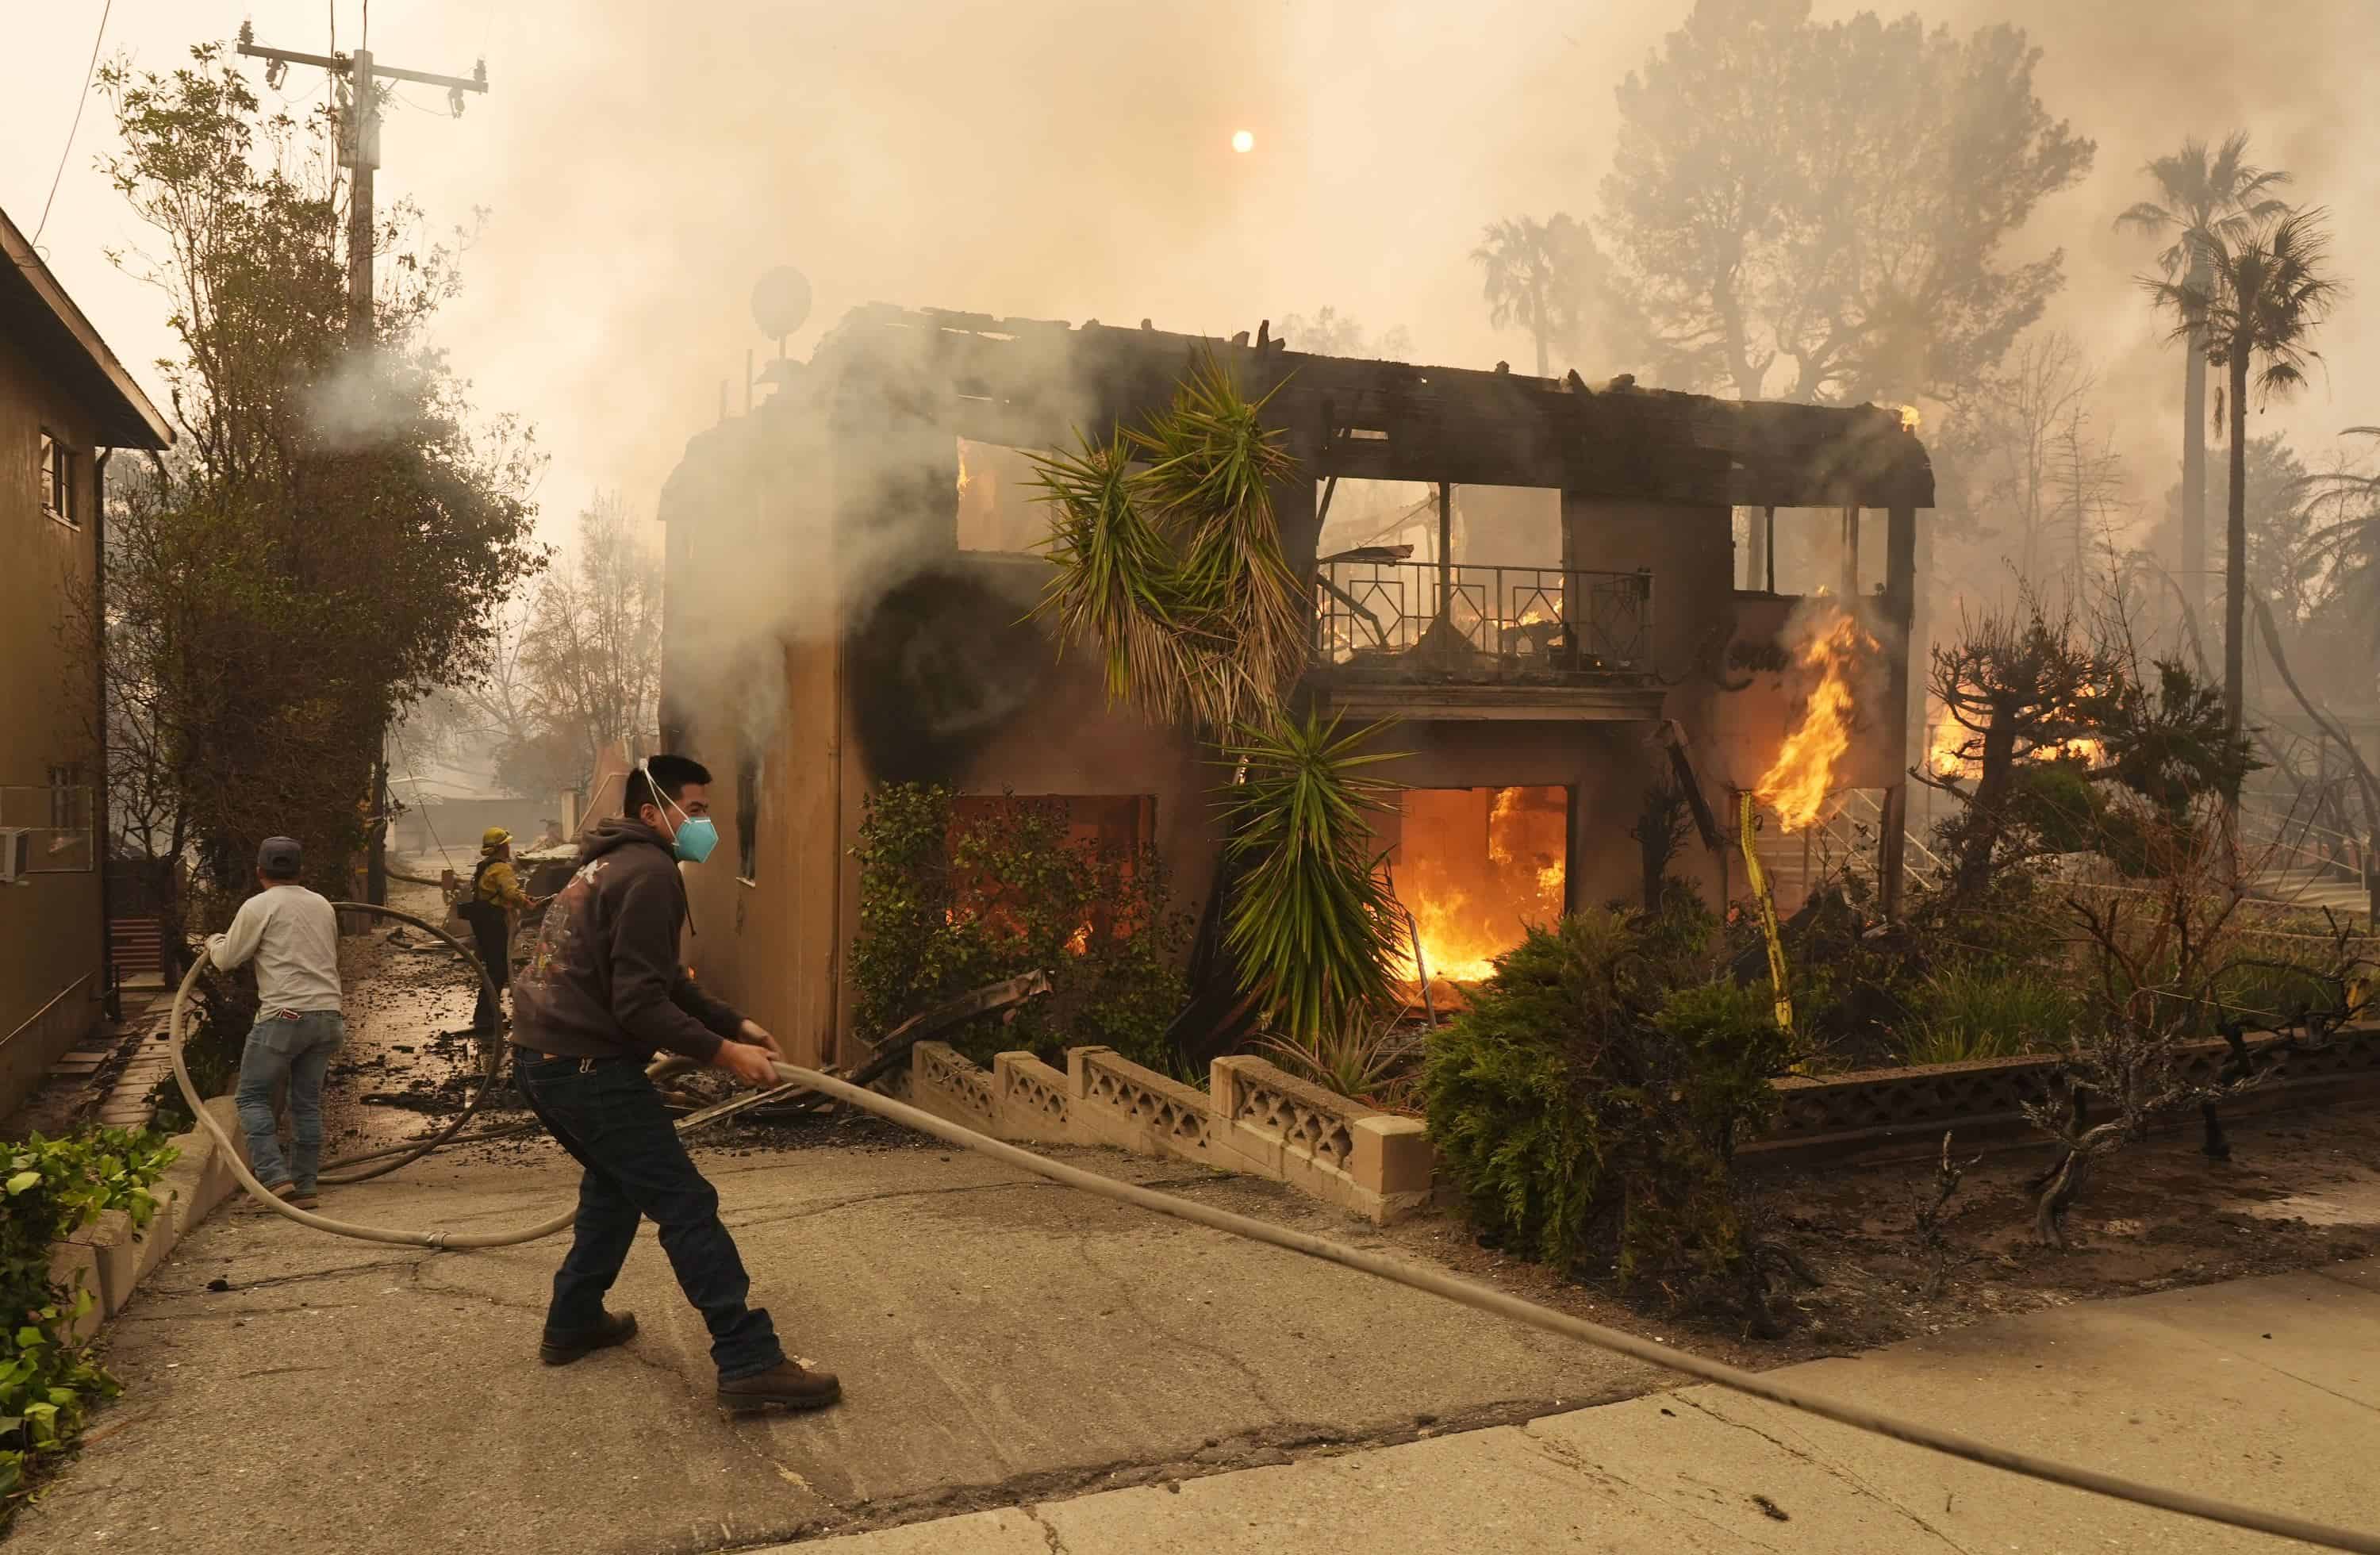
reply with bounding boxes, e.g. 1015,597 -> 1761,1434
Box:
658,305 -> 1933,1067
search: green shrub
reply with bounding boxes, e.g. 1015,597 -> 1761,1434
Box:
1900,961 -> 2082,1065
1422,904 -> 1798,1307
2,1127 -> 177,1524
850,785 -> 1191,1069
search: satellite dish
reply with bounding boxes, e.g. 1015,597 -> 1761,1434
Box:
751,267 -> 812,342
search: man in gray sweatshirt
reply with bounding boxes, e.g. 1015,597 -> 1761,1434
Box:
208,837 -> 344,1209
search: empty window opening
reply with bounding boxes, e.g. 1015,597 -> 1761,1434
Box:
1741,507 -> 1885,598
1315,480 -> 1558,569
736,756 -> 762,883
1386,786 -> 1568,1000
1318,484 -> 1636,674
956,438 -> 1058,554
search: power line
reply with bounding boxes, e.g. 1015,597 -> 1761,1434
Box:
31,0 -> 113,251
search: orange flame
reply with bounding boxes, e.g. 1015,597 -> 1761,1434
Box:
1927,713 -> 1967,778
1898,404 -> 1921,432
1754,605 -> 1877,831
1926,686 -> 2108,781
1392,787 -> 1567,996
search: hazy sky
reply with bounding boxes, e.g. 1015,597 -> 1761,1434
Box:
8,0 -> 2378,544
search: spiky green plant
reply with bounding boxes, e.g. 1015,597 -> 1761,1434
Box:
1029,355 -> 1305,733
1218,713 -> 1410,1043
1030,431 -> 1195,711
1257,1000 -> 1421,1109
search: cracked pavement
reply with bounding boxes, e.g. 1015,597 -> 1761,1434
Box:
766,1257 -> 2380,1553
16,1131 -> 1656,1555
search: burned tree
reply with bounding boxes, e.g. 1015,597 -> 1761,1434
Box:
1917,604 -> 2112,896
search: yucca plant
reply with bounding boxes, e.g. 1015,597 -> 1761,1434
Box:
1030,355 -> 1306,733
1218,713 -> 1410,1043
1257,1000 -> 1422,1109
1030,431 -> 1196,711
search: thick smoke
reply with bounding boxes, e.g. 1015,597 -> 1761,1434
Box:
408,0 -> 2380,543
46,0 -> 2360,753
19,2 -> 2378,540
653,321 -> 1105,765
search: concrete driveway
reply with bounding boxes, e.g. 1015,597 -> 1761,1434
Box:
19,1131 -> 1658,1554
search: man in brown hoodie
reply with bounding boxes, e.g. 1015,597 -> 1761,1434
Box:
511,753 -> 839,1411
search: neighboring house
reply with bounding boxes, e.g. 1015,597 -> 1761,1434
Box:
659,305 -> 1934,1068
0,205 -> 173,1112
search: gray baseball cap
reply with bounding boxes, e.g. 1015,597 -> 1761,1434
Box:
257,836 -> 303,877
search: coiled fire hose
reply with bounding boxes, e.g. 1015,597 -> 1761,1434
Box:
167,913 -> 2380,1553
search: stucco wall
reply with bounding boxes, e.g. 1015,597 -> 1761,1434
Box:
674,634 -> 844,1070
0,331 -> 104,1110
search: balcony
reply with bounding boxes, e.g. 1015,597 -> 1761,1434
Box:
1307,555 -> 1662,722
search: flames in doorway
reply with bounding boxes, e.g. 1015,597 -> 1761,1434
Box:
1389,786 -> 1567,997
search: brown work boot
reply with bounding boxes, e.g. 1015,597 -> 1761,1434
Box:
539,1310 -> 639,1366
716,1358 -> 841,1413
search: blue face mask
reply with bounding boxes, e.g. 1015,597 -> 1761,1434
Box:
672,816 -> 719,865
643,762 -> 721,865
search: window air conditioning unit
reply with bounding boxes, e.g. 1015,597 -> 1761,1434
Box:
0,828 -> 29,885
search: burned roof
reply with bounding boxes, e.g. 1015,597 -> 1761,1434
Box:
800,304 -> 1933,511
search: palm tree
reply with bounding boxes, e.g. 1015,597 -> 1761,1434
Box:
2117,134 -> 2292,629
2145,209 -> 2343,741
1472,213 -> 1583,378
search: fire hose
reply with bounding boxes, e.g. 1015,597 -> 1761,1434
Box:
167,912 -> 2380,1553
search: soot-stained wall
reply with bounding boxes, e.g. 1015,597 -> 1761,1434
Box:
843,559 -> 1061,788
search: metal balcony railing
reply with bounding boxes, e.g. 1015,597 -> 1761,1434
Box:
1311,558 -> 1653,682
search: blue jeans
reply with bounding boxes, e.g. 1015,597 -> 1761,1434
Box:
514,1051 -> 785,1380
234,1011 -> 346,1192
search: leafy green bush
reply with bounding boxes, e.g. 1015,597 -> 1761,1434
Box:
1422,904 -> 1799,1310
850,785 -> 1191,1069
2,1127 -> 177,1524
1898,960 -> 2082,1065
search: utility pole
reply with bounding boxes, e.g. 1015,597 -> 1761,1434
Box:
236,21 -> 489,903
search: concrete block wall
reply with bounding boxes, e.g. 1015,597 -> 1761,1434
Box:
907,1042 -> 1434,1225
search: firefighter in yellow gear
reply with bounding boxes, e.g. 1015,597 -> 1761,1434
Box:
462,827 -> 544,1032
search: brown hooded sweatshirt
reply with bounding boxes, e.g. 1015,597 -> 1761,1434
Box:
511,818 -> 747,1064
